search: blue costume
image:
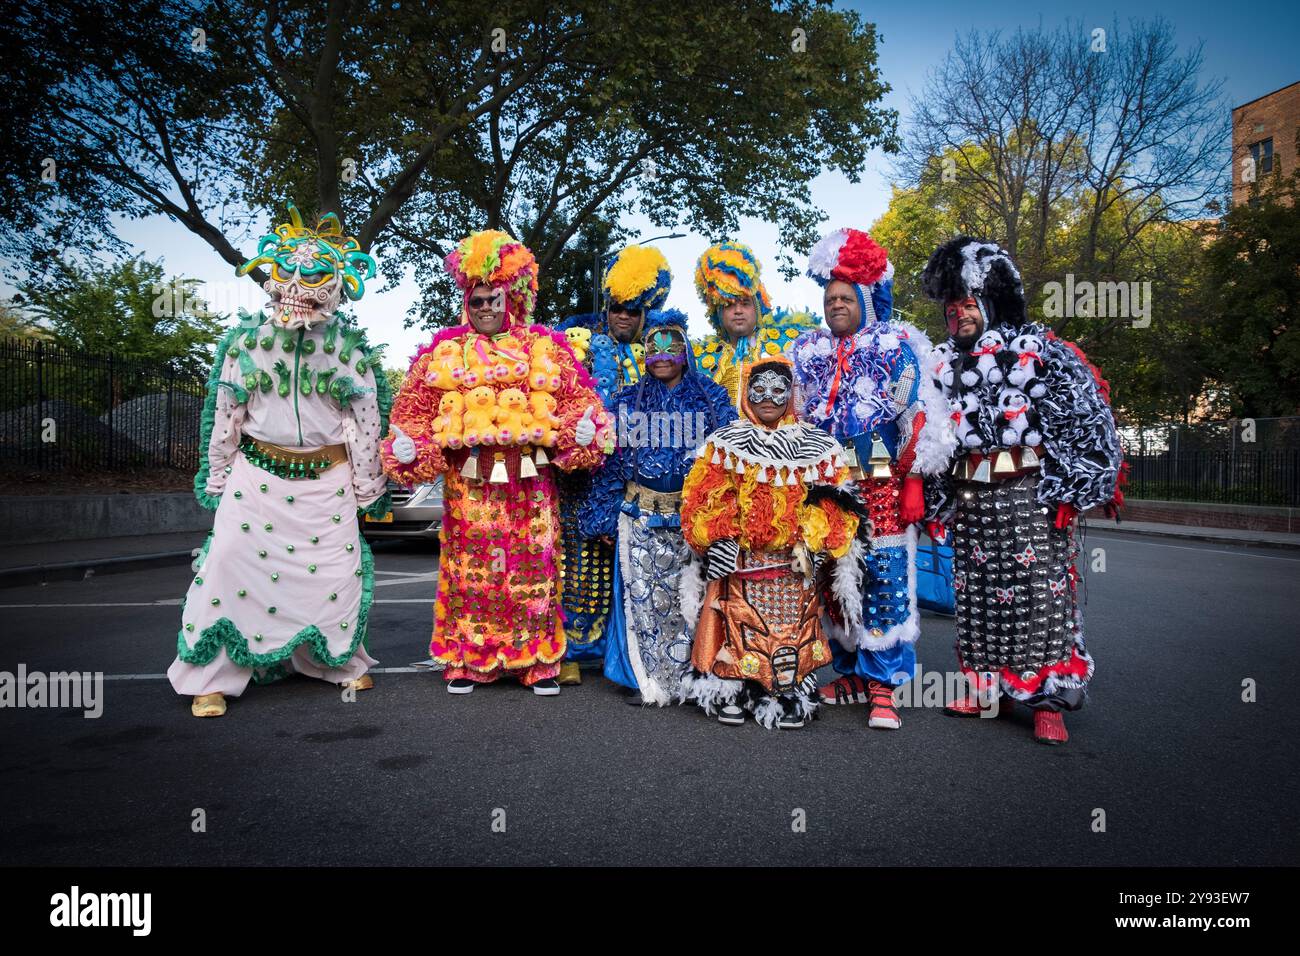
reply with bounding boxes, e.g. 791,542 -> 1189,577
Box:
552,245 -> 671,667
578,311 -> 736,703
791,229 -> 955,726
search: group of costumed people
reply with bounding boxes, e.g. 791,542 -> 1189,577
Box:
170,205 -> 1121,745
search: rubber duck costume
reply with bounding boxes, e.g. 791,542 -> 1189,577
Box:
381,230 -> 610,689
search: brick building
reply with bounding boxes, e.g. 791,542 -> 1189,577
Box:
1231,80 -> 1299,207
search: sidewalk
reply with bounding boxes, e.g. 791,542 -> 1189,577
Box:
0,531 -> 207,588
1086,519 -> 1300,550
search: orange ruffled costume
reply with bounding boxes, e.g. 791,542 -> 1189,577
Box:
679,357 -> 861,727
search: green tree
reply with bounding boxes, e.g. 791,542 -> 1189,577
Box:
1203,142 -> 1300,417
2,0 -> 898,330
19,257 -> 225,377
0,302 -> 52,340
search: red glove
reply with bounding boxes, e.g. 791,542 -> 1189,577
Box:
1054,502 -> 1078,529
925,520 -> 947,543
899,475 -> 924,526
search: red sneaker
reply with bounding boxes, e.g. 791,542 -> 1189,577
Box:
818,674 -> 872,706
867,680 -> 902,730
1033,710 -> 1069,745
944,697 -> 982,717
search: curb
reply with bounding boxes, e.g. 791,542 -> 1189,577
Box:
0,550 -> 195,589
1087,524 -> 1300,552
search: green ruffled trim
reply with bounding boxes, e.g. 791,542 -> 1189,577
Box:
175,530 -> 376,668
358,326 -> 394,522
194,323 -> 251,511
251,663 -> 290,686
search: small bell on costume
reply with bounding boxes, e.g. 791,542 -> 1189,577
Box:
461,448 -> 481,480
534,447 -> 550,467
1019,446 -> 1040,468
519,448 -> 539,479
868,433 -> 892,479
488,452 -> 509,484
992,450 -> 1016,475
972,458 -> 993,483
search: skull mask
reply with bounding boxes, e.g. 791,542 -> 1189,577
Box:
239,203 -> 377,330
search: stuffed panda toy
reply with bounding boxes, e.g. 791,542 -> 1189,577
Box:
930,340 -> 958,392
996,386 -> 1043,446
950,391 -> 986,448
962,329 -> 1007,388
1006,331 -> 1047,398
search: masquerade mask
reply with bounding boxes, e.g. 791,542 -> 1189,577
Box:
747,369 -> 791,406
645,329 -> 687,365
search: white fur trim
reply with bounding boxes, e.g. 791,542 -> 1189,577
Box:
828,536 -> 866,651
857,525 -> 920,651
751,695 -> 785,729
895,320 -> 958,476
688,671 -> 743,714
678,551 -> 705,632
826,526 -> 921,653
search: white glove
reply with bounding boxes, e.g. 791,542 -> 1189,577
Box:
574,407 -> 597,447
389,424 -> 416,464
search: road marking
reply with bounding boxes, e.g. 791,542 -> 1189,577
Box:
374,574 -> 436,588
1088,533 -> 1300,562
98,666 -> 429,682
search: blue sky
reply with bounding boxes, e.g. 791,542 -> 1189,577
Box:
12,0 -> 1297,365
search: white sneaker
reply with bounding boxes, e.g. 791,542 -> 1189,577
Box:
717,704 -> 745,725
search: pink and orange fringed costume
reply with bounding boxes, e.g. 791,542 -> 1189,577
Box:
381,231 -> 610,686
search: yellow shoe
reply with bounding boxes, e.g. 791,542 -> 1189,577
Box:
557,662 -> 582,686
191,693 -> 226,717
339,674 -> 374,692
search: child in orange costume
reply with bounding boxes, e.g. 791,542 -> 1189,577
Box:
680,356 -> 865,729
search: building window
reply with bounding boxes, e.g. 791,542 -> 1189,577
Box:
1250,138 -> 1274,175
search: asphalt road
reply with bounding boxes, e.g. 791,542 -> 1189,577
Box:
0,530 -> 1296,866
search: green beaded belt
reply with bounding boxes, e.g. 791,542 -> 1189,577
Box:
240,437 -> 348,480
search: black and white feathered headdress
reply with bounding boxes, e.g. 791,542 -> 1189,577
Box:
920,236 -> 1026,328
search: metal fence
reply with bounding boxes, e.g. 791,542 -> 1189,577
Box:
1121,448 -> 1300,507
0,337 -> 207,472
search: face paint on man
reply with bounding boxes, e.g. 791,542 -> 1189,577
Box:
945,297 -> 984,348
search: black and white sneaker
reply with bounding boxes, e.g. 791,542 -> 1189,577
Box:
532,678 -> 561,696
777,713 -> 806,730
717,704 -> 745,726
447,678 -> 476,695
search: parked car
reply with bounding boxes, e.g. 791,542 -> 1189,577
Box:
361,477 -> 444,542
